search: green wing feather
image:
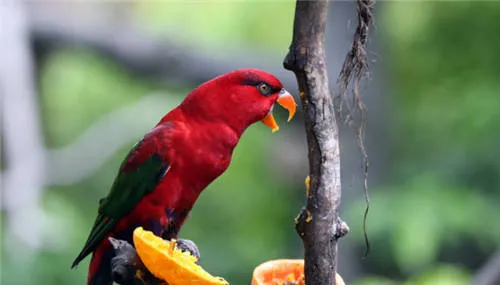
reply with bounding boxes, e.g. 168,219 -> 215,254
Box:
72,133 -> 170,268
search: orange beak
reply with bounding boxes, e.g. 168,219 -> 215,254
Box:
261,89 -> 297,132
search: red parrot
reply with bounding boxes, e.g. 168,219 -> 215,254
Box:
71,69 -> 296,285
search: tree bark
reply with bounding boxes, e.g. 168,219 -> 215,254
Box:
283,1 -> 347,285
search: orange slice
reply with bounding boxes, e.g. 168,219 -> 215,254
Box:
251,259 -> 345,285
133,227 -> 228,285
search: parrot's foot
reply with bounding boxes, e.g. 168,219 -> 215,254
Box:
176,238 -> 201,261
109,237 -> 140,285
109,237 -> 162,285
109,236 -> 201,285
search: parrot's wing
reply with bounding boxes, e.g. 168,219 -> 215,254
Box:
71,124 -> 172,268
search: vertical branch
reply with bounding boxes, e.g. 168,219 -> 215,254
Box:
284,1 -> 347,285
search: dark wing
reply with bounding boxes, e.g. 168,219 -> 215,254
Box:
71,124 -> 172,268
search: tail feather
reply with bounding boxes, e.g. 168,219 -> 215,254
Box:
72,215 -> 116,269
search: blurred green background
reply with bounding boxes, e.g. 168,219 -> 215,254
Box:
2,1 -> 500,285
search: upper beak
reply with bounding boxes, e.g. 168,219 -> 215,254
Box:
261,89 -> 297,132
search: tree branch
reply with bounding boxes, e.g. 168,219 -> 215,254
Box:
284,1 -> 347,285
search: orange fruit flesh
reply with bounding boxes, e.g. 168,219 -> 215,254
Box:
133,227 -> 228,285
252,259 -> 345,285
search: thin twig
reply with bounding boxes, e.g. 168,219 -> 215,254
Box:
337,0 -> 375,258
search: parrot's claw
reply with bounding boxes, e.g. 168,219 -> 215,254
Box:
109,237 -> 133,252
176,238 -> 201,261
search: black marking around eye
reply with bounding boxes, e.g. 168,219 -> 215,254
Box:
241,78 -> 281,95
264,84 -> 281,95
241,77 -> 261,87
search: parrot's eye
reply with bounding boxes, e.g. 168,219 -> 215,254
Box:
257,83 -> 272,96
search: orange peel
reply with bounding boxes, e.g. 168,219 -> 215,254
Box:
133,227 -> 228,285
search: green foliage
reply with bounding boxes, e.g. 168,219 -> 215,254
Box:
134,0 -> 295,51
345,1 -> 500,283
352,276 -> 398,285
403,265 -> 469,285
353,265 -> 470,285
383,1 -> 500,170
347,173 -> 500,273
40,48 -> 158,147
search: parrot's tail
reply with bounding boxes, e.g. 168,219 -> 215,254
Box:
88,242 -> 113,285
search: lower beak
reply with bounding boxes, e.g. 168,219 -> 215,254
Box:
261,89 -> 297,132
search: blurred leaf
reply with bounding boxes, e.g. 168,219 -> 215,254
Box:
40,48 -> 158,147
404,264 -> 470,285
352,276 -> 398,285
346,173 -> 500,273
382,1 -> 500,173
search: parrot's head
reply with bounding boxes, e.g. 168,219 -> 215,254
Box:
181,69 -> 296,134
